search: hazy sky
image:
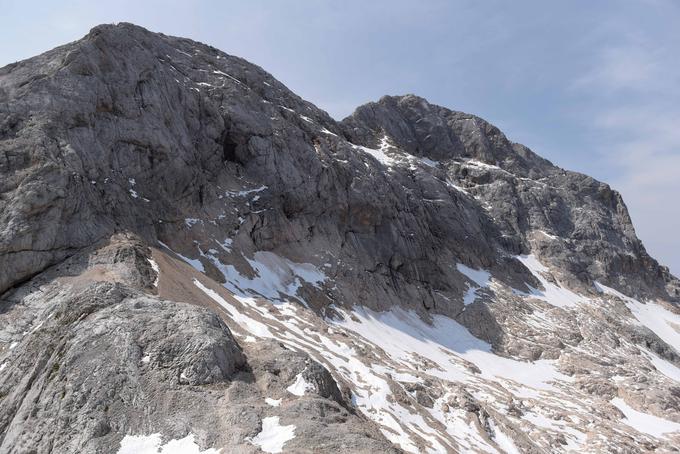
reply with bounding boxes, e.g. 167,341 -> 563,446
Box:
2,0 -> 678,275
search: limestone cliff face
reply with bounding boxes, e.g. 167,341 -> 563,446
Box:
1,24 -> 676,310
1,23 -> 679,453
341,94 -> 678,300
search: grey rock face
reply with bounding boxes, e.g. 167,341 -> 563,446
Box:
341,94 -> 679,301
1,22 -> 679,453
1,23 -> 676,319
0,281 -> 243,452
0,22 -> 520,321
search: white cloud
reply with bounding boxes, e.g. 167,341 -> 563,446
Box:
569,21 -> 680,277
605,112 -> 680,275
572,45 -> 660,93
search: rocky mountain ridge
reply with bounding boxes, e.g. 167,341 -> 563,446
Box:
1,23 -> 679,453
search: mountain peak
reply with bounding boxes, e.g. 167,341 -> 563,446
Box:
87,21 -> 149,35
342,93 -> 555,175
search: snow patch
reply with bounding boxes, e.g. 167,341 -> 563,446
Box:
265,397 -> 282,407
535,230 -> 559,240
158,241 -> 205,273
595,282 -> 680,351
487,418 -> 521,454
177,243 -> 581,453
333,306 -> 568,392
516,255 -> 584,308
117,433 -> 220,454
465,159 -> 506,173
147,258 -> 160,287
420,157 -> 439,168
287,373 -> 312,396
353,135 -> 395,166
457,263 -> 491,306
218,238 -> 233,253
446,180 -> 469,194
611,397 -> 680,438
320,127 -> 337,137
248,416 -> 296,453
212,70 -> 247,88
457,264 -> 491,287
642,348 -> 680,383
203,250 -> 326,301
193,279 -> 274,338
185,218 -> 202,228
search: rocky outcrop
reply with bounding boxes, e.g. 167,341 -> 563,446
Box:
0,237 -> 398,453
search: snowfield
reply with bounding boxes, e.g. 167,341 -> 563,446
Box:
174,245 -> 680,452
332,306 -> 568,391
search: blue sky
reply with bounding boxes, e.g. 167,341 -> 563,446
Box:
2,0 -> 678,275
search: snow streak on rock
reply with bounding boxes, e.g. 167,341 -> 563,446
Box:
456,263 -> 491,306
517,255 -> 585,308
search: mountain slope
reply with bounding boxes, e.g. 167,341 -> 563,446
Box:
1,23 -> 679,453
